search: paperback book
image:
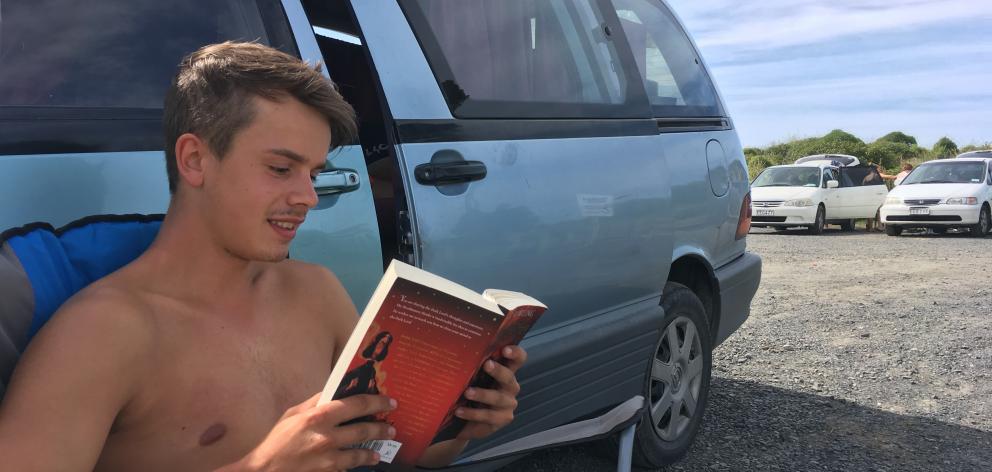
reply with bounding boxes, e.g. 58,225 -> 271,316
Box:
318,260 -> 546,471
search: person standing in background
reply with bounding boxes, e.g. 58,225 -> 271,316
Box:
879,163 -> 914,186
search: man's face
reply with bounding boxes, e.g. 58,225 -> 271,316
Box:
201,96 -> 331,262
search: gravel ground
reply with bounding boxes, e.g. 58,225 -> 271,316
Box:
498,226 -> 992,472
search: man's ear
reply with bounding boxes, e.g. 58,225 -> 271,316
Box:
174,133 -> 209,189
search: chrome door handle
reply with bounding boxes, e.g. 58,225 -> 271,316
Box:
314,169 -> 360,196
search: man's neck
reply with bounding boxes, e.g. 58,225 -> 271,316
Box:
136,206 -> 268,312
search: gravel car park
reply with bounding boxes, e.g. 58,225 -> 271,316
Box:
503,228 -> 991,472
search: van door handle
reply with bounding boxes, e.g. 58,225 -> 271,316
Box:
415,161 -> 487,186
313,169 -> 361,196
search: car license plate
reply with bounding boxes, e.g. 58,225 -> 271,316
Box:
755,209 -> 774,216
909,207 -> 930,215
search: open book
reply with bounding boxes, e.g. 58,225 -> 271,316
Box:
318,260 -> 547,471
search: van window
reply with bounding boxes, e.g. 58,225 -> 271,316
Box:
612,0 -> 723,118
0,0 -> 295,155
0,0 -> 293,109
400,0 -> 649,119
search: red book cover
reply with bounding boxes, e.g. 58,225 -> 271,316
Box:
318,261 -> 546,471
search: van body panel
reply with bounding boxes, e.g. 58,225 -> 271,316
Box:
350,0 -> 452,120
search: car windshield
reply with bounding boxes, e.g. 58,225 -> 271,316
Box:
900,161 -> 986,185
752,167 -> 821,188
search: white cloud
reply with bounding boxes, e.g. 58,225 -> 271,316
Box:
663,0 -> 992,148
669,0 -> 992,51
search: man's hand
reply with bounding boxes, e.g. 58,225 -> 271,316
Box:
219,393 -> 397,472
455,345 -> 528,440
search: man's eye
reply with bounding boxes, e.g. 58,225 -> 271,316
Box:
269,166 -> 290,175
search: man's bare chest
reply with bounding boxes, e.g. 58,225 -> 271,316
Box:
96,316 -> 336,471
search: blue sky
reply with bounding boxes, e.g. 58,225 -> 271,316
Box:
666,0 -> 992,149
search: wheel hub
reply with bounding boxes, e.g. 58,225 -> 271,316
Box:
672,365 -> 683,391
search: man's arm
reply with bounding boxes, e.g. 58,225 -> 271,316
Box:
0,288 -> 153,470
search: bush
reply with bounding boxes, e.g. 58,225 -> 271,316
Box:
741,131 -> 988,178
932,137 -> 959,158
876,131 -> 917,146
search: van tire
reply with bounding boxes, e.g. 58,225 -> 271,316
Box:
886,225 -> 902,236
807,206 -> 825,235
969,206 -> 990,237
631,283 -> 712,469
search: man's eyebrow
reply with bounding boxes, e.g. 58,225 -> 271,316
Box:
268,148 -> 325,170
267,148 -> 307,163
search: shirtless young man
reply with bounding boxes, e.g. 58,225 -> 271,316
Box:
0,42 -> 526,471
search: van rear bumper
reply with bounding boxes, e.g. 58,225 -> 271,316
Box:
714,252 -> 761,346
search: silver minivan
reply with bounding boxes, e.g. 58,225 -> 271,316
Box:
0,0 -> 760,469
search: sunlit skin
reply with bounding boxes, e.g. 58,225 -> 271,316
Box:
0,95 -> 527,471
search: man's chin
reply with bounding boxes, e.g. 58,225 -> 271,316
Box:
226,245 -> 291,263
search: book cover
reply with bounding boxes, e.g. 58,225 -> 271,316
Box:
318,260 -> 546,471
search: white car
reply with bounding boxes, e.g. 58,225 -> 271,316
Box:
879,157 -> 992,236
750,159 -> 888,234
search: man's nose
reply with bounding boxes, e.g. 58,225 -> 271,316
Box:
289,174 -> 319,208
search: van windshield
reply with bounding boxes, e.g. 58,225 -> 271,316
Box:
752,167 -> 821,188
901,162 -> 986,185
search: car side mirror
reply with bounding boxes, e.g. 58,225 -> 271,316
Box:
826,180 -> 839,189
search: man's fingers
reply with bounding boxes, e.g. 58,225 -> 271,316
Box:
331,421 -> 397,449
500,345 -> 528,372
465,386 -> 517,410
483,360 -> 521,395
313,394 -> 397,426
323,447 -> 382,471
455,405 -> 513,427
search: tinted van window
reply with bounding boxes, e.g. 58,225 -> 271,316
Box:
0,0 -> 294,109
612,0 -> 723,117
401,0 -> 648,119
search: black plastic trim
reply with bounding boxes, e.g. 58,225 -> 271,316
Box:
395,119 -> 659,143
0,113 -> 164,156
655,117 -> 731,133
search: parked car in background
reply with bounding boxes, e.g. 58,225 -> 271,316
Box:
0,0 -> 761,469
879,157 -> 992,236
957,150 -> 992,159
750,155 -> 887,234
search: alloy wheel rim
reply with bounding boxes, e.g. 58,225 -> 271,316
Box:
649,315 -> 704,441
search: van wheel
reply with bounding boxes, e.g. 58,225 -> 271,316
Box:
807,206 -> 825,235
839,219 -> 854,231
969,206 -> 990,237
632,283 -> 712,469
886,225 -> 902,236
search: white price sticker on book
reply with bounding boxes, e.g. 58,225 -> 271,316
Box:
357,439 -> 402,463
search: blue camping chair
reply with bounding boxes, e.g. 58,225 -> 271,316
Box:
0,214 -> 641,472
0,214 -> 162,398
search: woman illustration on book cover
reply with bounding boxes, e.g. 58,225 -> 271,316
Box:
335,331 -> 393,399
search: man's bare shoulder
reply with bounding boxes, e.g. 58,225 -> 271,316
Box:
33,274 -> 158,360
271,260 -> 354,306
268,260 -> 359,338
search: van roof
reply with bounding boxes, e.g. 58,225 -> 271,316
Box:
956,150 -> 992,159
794,154 -> 860,167
920,157 -> 991,165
